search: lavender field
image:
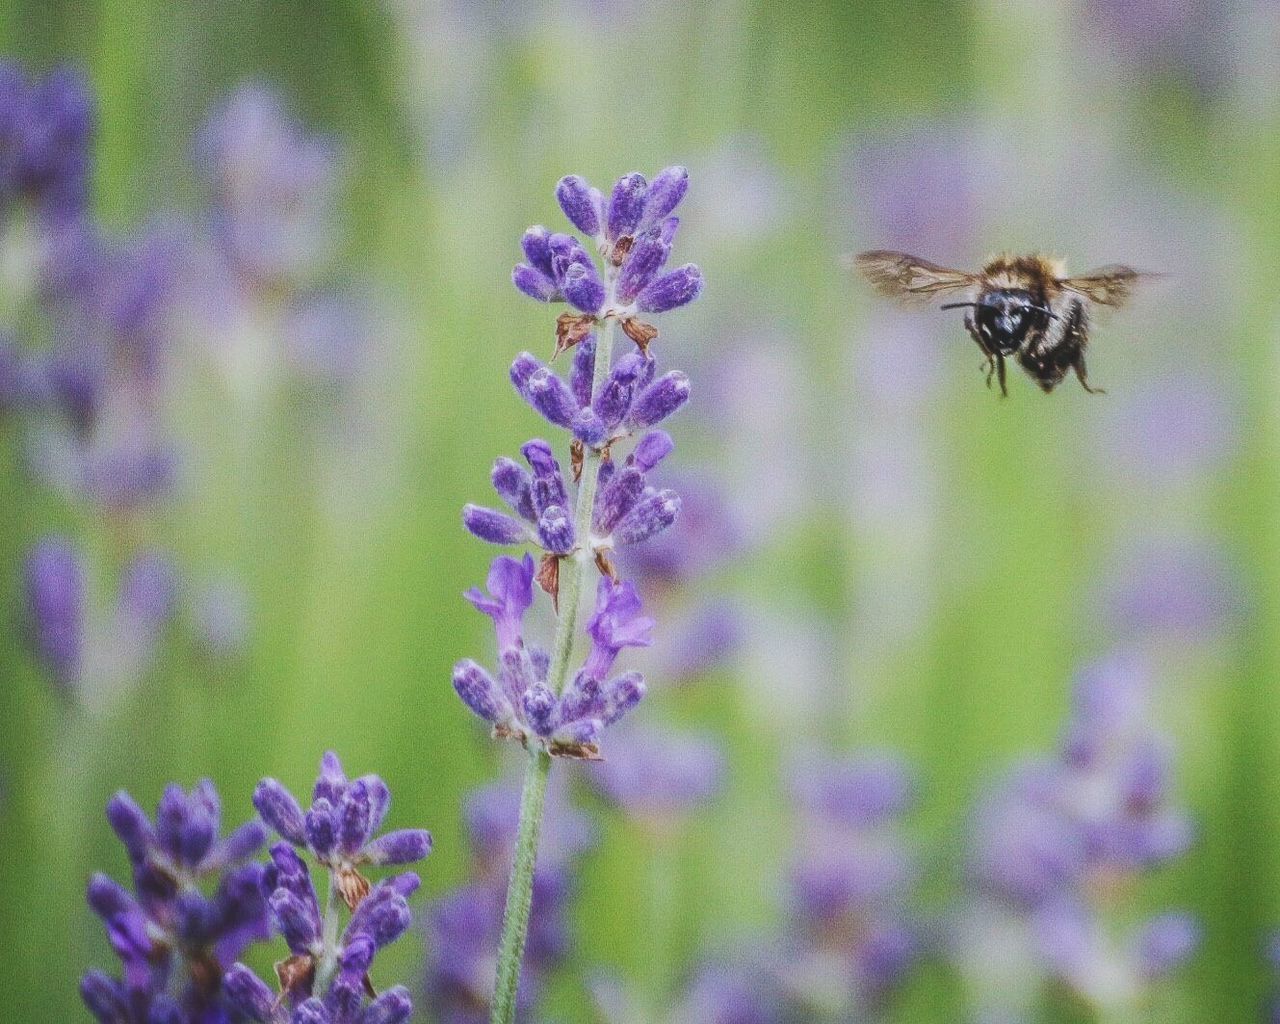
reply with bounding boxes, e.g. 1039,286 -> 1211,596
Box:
2,2 -> 1277,1022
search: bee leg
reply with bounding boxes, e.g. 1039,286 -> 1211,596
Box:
983,355 -> 996,388
1073,355 -> 1105,395
996,354 -> 1008,397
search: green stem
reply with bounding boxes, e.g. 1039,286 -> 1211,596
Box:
314,870 -> 342,993
489,309 -> 619,1024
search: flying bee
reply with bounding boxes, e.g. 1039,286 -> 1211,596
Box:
852,250 -> 1148,395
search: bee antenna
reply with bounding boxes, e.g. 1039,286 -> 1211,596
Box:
939,302 -> 977,311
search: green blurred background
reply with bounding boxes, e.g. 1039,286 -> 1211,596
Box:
2,0 -> 1278,1021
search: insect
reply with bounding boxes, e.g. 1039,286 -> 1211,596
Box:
852,250 -> 1147,395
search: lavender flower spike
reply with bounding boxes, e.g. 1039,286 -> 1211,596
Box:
473,166 -> 703,1024
24,535 -> 84,692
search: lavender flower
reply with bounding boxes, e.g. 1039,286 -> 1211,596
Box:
253,751 -> 432,910
23,535 -> 84,692
457,166 -> 704,1023
82,781 -> 270,1024
226,755 -> 429,1021
584,722 -> 725,827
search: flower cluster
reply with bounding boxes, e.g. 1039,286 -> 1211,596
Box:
424,777 -> 596,1024
776,753 -> 920,1018
224,752 -> 430,1024
956,654 -> 1198,1016
81,781 -> 270,1023
452,167 -> 703,759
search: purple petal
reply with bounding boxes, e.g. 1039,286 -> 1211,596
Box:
636,264 -> 704,313
463,504 -> 529,545
555,174 -> 601,236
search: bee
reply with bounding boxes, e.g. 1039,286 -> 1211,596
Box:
852,250 -> 1148,395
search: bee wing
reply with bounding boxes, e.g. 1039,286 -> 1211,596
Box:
1057,265 -> 1150,308
849,250 -> 980,307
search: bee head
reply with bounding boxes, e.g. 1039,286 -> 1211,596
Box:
943,289 -> 1055,355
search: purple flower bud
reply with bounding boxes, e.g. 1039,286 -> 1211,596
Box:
522,440 -> 569,511
223,963 -> 277,1022
339,780 -> 375,856
463,504 -> 529,545
607,172 -> 648,240
593,352 -> 645,428
81,971 -> 128,1024
521,226 -> 555,278
305,800 -> 337,858
615,489 -> 681,545
510,351 -> 541,395
512,263 -> 559,302
560,261 -> 606,315
639,165 -> 689,230
360,986 -> 414,1024
629,370 -> 690,428
1136,912 -> 1199,977
547,232 -> 593,278
616,232 -> 672,303
522,683 -> 558,736
537,505 -> 575,554
583,578 -> 654,681
491,457 -> 535,520
24,536 -> 84,690
86,873 -> 135,920
106,791 -> 155,863
596,466 -> 646,534
570,335 -> 596,408
270,888 -> 321,954
525,366 -> 581,427
453,659 -> 511,724
292,999 -> 330,1024
629,430 -> 675,471
572,408 -> 607,447
215,820 -> 267,867
348,890 -> 412,947
601,672 -> 646,724
365,829 -> 433,866
636,264 -> 704,313
555,175 -> 601,236
253,779 -> 306,846
314,750 -> 347,805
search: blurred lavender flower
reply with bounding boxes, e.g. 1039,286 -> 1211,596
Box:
778,752 -> 920,1017
194,83 -> 341,284
1102,536 -> 1239,642
23,535 -> 84,692
227,753 -> 429,1021
583,722 -> 725,829
424,775 -> 594,1024
955,654 -> 1198,1017
82,780 -> 270,1024
190,574 -> 253,661
592,959 -> 784,1024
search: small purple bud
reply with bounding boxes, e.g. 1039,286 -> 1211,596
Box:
607,172 -> 648,240
354,893 -> 412,947
570,335 -> 596,408
601,672 -> 646,724
359,987 -> 414,1024
640,165 -> 689,230
521,226 -> 555,278
596,467 -> 646,534
106,791 -> 155,863
630,430 -> 675,471
223,963 -> 277,1022
526,366 -> 581,427
560,262 -> 606,315
1137,913 -> 1200,977
491,457 -> 535,520
118,550 -> 180,631
24,536 -> 84,690
216,820 -> 267,866
616,232 -> 671,304
547,233 -> 593,278
365,829 -> 433,866
630,371 -> 690,428
314,750 -> 347,805
522,683 -> 558,736
253,779 -> 306,846
292,999 -> 329,1024
270,889 -> 320,954
452,659 -> 511,724
512,264 -> 559,302
305,800 -> 337,859
339,780 -> 374,856
636,264 -> 704,313
510,351 -> 542,396
86,873 -> 135,919
593,352 -> 646,428
556,175 -> 601,236
572,408 -> 607,447
81,971 -> 127,1024
463,504 -> 528,546
537,505 -> 575,555
615,489 -> 681,545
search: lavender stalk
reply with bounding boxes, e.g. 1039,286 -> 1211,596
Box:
453,168 -> 701,1024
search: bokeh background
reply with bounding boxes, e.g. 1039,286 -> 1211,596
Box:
3,0 -> 1278,1021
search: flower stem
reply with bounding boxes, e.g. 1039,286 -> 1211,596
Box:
314,869 -> 342,992
489,311 -> 618,1024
